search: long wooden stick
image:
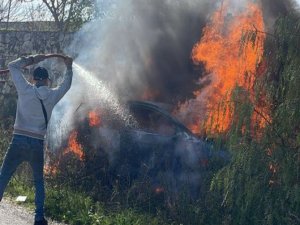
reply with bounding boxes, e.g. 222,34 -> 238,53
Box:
0,54 -> 68,75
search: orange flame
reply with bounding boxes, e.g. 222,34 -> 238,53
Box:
177,0 -> 267,135
63,130 -> 84,160
45,131 -> 84,175
88,111 -> 101,127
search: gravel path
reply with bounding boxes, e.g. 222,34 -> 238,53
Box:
0,198 -> 66,225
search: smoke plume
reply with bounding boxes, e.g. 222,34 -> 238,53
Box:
48,0 -> 299,149
67,0 -> 216,103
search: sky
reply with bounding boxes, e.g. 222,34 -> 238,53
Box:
5,0 -> 300,22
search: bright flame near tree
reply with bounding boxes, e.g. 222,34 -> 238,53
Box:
177,0 -> 267,135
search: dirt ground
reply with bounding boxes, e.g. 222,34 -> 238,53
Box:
0,198 -> 66,225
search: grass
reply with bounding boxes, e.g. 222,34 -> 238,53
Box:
5,177 -> 170,225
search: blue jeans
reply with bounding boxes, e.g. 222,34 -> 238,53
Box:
0,134 -> 45,221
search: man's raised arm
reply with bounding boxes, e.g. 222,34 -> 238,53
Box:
51,56 -> 73,103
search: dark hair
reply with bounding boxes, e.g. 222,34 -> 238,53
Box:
33,67 -> 49,81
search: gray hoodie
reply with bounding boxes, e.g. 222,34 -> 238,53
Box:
8,56 -> 73,140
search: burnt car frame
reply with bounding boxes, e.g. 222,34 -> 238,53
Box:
48,100 -> 229,197
95,100 -> 230,193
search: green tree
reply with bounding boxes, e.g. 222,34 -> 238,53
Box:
208,15 -> 300,225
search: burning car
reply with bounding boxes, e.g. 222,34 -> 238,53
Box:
95,101 -> 230,191
49,100 -> 230,196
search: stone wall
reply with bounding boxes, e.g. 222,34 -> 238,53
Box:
0,21 -> 58,32
0,30 -> 74,68
0,29 -> 74,96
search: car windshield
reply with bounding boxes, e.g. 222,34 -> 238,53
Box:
131,107 -> 176,136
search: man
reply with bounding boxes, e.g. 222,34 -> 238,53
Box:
0,54 -> 73,225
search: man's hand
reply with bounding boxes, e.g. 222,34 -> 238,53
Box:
32,54 -> 47,64
64,56 -> 73,69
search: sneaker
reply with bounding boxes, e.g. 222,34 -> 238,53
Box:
34,218 -> 48,225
